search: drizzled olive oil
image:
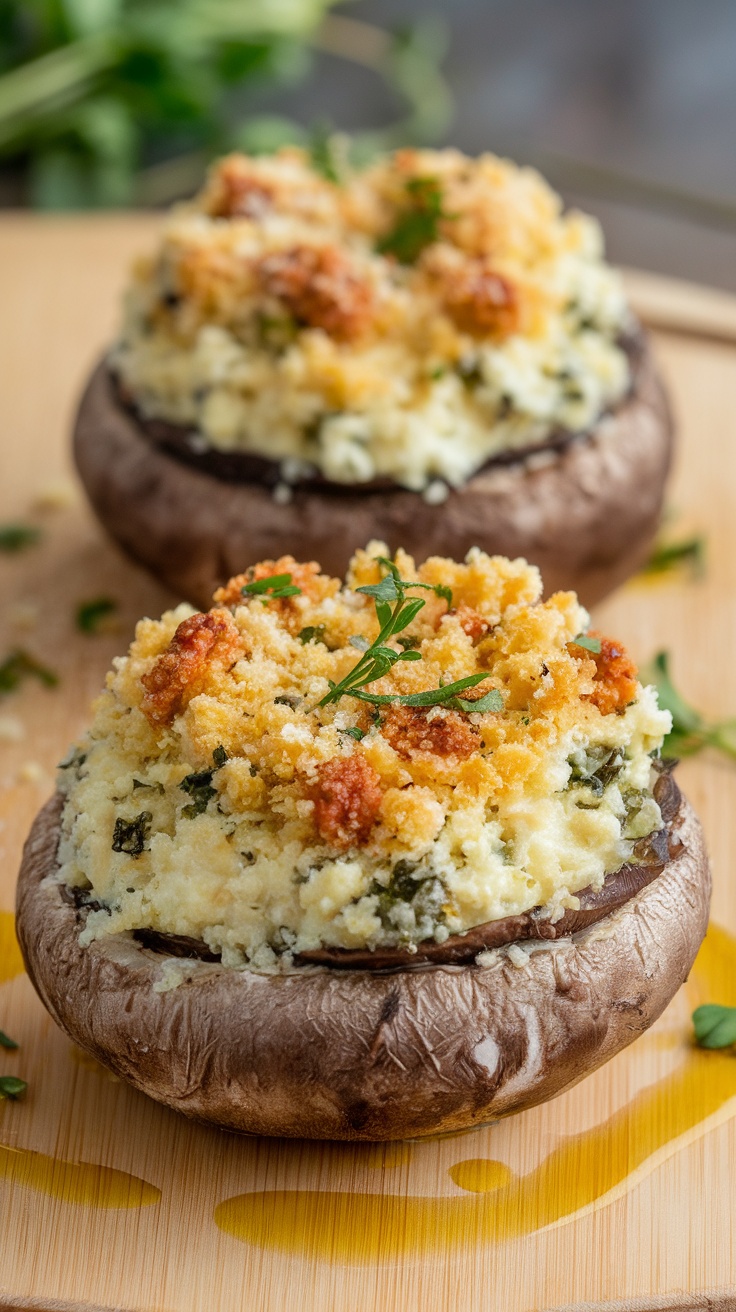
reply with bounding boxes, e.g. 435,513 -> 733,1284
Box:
214,925 -> 736,1262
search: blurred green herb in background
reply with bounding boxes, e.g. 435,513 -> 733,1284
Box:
644,650 -> 736,764
0,1 -> 452,209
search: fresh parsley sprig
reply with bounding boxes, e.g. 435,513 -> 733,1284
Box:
693,1004 -> 736,1049
241,573 -> 302,604
645,651 -> 736,763
377,176 -> 451,264
318,557 -> 500,712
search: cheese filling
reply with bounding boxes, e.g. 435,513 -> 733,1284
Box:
111,147 -> 632,492
56,546 -> 671,972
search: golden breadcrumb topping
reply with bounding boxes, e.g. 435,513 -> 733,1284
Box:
112,146 -> 632,491
57,546 -> 670,970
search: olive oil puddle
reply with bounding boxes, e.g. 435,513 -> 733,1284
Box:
0,1142 -> 161,1208
0,911 -> 25,984
214,925 -> 736,1262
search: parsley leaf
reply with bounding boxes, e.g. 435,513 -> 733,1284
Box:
644,651 -> 736,763
0,1076 -> 27,1101
76,596 -> 118,634
0,649 -> 58,696
112,811 -> 152,857
0,1031 -> 19,1050
339,726 -> 365,741
377,176 -> 449,264
693,1004 -> 736,1049
179,746 -> 228,818
0,523 -> 41,553
241,573 -> 301,604
643,535 -> 706,579
298,625 -> 326,645
572,633 -> 602,654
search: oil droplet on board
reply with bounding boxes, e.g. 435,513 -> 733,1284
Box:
0,913 -> 25,985
213,924 -> 736,1263
0,1142 -> 160,1208
448,1158 -> 513,1193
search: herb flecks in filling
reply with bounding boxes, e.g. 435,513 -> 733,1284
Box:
58,546 -> 671,968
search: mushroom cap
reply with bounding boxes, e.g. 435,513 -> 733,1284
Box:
73,331 -> 673,610
16,787 -> 709,1141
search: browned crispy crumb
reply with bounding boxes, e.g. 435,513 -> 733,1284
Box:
451,604 -> 491,644
580,632 -> 639,715
381,705 -> 479,760
442,261 -> 519,338
214,556 -> 324,608
313,754 -> 383,849
256,245 -> 375,341
141,611 -> 241,726
206,157 -> 274,219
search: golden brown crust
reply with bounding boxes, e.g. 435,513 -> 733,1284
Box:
256,245 -> 375,341
16,784 -> 710,1140
140,610 -> 240,726
584,632 -> 640,716
381,705 -> 480,761
73,328 -> 673,610
440,261 -> 520,338
313,754 -> 384,849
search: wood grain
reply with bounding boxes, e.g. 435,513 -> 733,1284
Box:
0,214 -> 735,1312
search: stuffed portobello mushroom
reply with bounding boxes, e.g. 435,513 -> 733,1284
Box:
74,147 -> 673,608
17,545 -> 709,1139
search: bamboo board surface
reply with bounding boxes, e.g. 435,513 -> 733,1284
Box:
1,214 -> 736,1312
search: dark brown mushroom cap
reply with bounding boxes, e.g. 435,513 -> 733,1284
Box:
73,327 -> 673,609
16,785 -> 709,1141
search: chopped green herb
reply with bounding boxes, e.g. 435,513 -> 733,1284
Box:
0,1076 -> 27,1100
58,746 -> 85,770
241,573 -> 301,604
377,176 -> 449,264
340,726 -> 365,741
0,523 -> 41,553
298,625 -> 326,645
397,636 -> 420,651
0,1031 -> 19,1050
112,811 -> 152,857
644,651 -> 736,763
179,747 -> 228,818
572,633 -> 602,654
0,649 -> 58,696
76,596 -> 118,634
692,1004 -> 736,1049
643,535 -> 706,579
132,778 -> 164,794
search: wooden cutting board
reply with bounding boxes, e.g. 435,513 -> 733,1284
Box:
1,215 -> 735,1312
